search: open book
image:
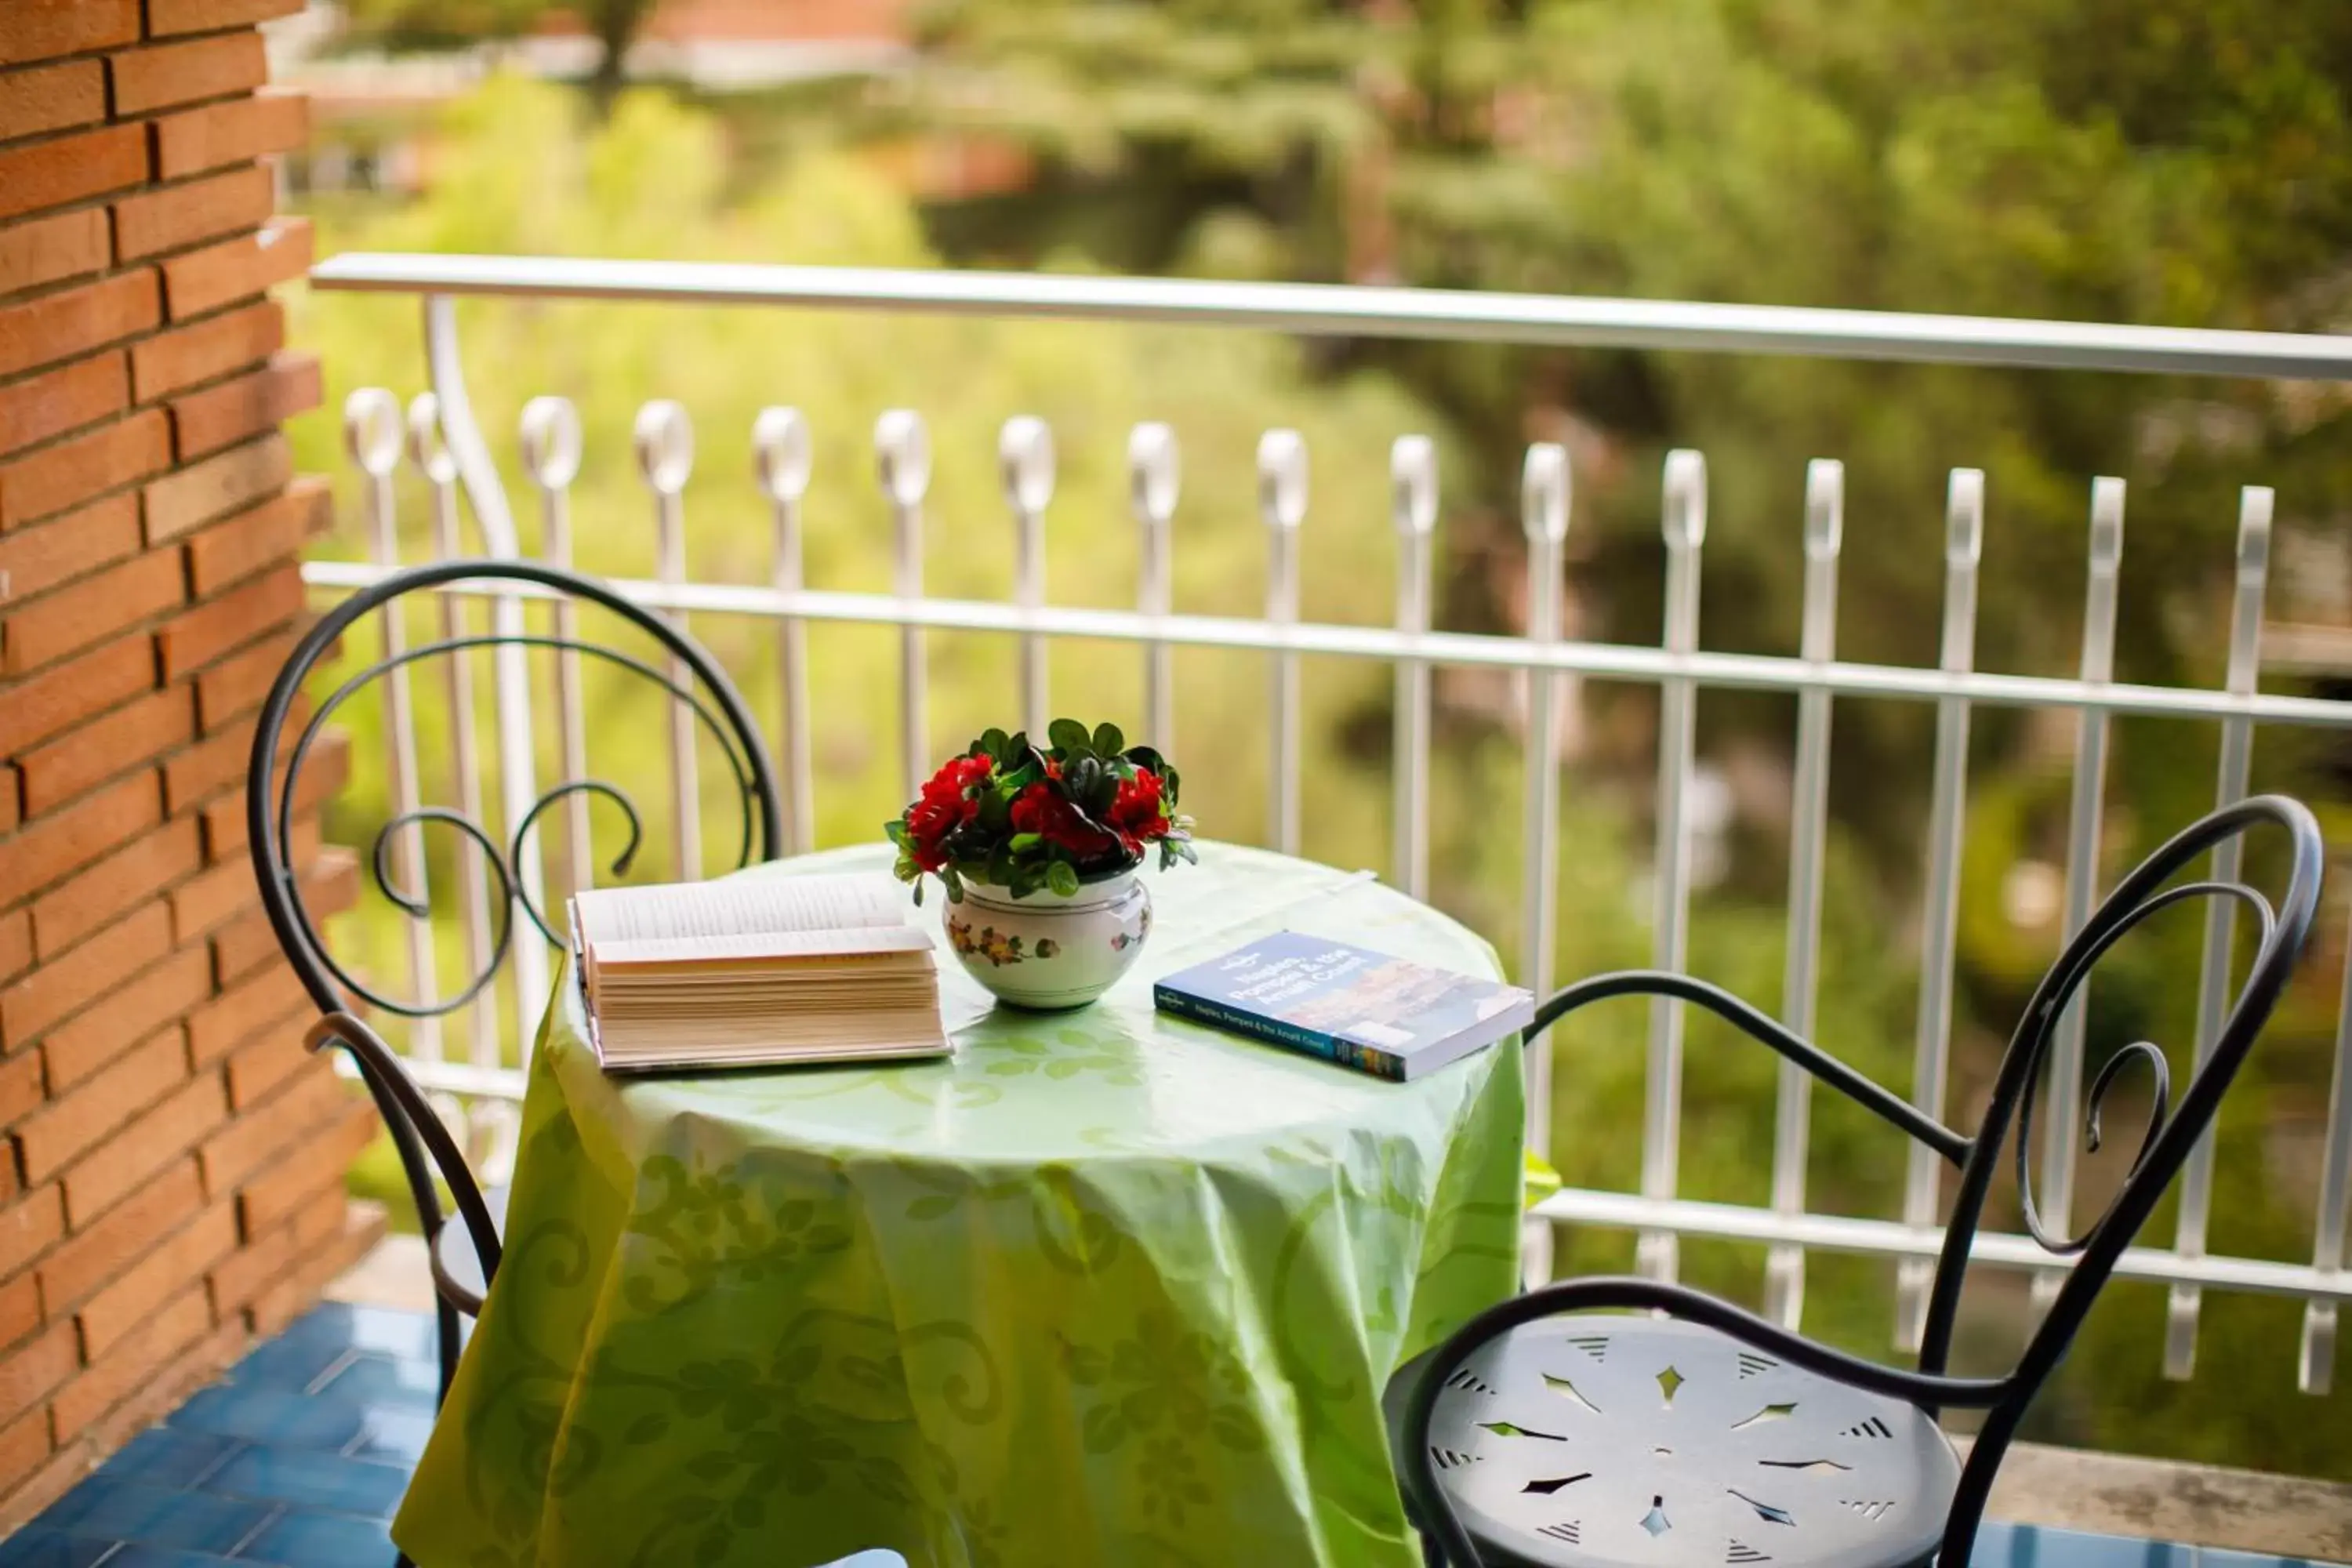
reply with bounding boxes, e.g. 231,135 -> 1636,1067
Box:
568,873 -> 952,1073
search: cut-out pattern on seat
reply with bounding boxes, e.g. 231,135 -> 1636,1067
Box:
1728,1540 -> 1772,1563
1640,1496 -> 1672,1537
1657,1366 -> 1686,1406
1523,1473 -> 1592,1496
1842,1417 -> 1893,1439
1566,1334 -> 1610,1363
1842,1500 -> 1896,1522
1430,1446 -> 1482,1471
1728,1489 -> 1795,1526
1757,1457 -> 1851,1473
1730,1402 -> 1797,1431
1479,1421 -> 1566,1442
1735,1352 -> 1778,1379
1539,1522 -> 1582,1545
1445,1367 -> 1497,1396
1544,1373 -> 1603,1414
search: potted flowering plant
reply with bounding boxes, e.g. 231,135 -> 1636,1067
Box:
886,720 -> 1194,1008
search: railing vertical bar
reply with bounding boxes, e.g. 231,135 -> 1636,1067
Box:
1896,469 -> 1984,1352
1766,459 -> 1843,1329
1641,449 -> 1708,1283
2303,935 -> 2352,1394
753,408 -> 815,856
422,298 -> 544,1065
1391,436 -> 1437,899
407,394 -> 498,1076
635,401 -> 702,878
346,390 -> 441,1065
1519,444 -> 1571,1287
2032,476 -> 2126,1318
1001,416 -> 1054,739
521,397 -> 591,899
1259,430 -> 1306,855
1131,424 -> 1178,749
2165,486 -> 2272,1379
877,411 -> 931,804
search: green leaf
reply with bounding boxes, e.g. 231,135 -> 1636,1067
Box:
1091,721 -> 1125,756
1009,831 -> 1043,852
1080,1403 -> 1127,1454
1210,1405 -> 1264,1451
687,1452 -> 737,1481
1047,717 -> 1091,754
624,1414 -> 670,1445
979,726 -> 1011,760
1047,860 -> 1080,896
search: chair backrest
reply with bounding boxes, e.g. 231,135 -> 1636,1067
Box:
1919,794 -> 2323,1552
248,556 -> 783,1030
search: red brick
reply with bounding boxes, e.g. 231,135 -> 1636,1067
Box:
0,1275 -> 38,1354
147,0 -> 304,36
0,409 -> 169,530
187,961 -> 305,1068
109,164 -> 270,266
0,778 -> 16,837
0,2 -> 139,70
167,351 -> 318,461
158,219 -> 309,321
47,1314 -> 244,1495
107,31 -> 268,116
77,1201 -> 234,1359
0,59 -> 105,141
0,902 -> 169,1052
184,491 -> 311,606
154,559 -> 299,676
0,352 -> 127,460
0,1188 -> 64,1281
0,770 -> 159,899
49,1283 -> 210,1445
0,492 -> 140,605
0,273 -> 158,383
17,686 -> 194,817
0,1406 -> 53,1503
0,1051 -> 40,1126
151,90 -> 307,183
0,544 -> 180,676
198,1063 -> 339,1200
206,1197 -> 299,1316
31,819 -> 203,959
201,730 -> 342,863
248,1192 -> 376,1340
224,1025 -> 310,1111
141,430 -> 286,543
0,633 -> 155,756
129,297 -> 280,403
237,1098 -> 370,1237
0,911 -> 27,988
14,1025 -> 183,1186
191,624 -> 296,731
38,945 -> 208,1095
170,855 -> 255,946
0,209 -> 109,297
59,1066 -> 224,1228
163,710 -> 259,816
209,842 -> 343,984
0,1323 -> 74,1432
0,125 -> 146,226
36,1158 -> 201,1318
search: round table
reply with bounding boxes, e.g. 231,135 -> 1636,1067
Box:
392,842 -> 1526,1568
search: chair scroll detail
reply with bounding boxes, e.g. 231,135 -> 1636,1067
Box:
246,557 -> 784,1409
1392,796 -> 2324,1568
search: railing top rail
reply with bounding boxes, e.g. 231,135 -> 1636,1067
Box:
311,252 -> 2352,380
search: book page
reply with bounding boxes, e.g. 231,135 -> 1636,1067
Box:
574,873 -> 904,947
593,925 -> 933,967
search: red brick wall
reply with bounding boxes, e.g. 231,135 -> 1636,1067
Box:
0,0 -> 376,1527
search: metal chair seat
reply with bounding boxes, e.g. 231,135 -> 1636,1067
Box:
1385,1319 -> 1956,1568
428,1182 -> 508,1316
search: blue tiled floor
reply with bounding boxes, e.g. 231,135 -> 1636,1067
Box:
1,1303 -> 429,1568
0,1300 -> 2339,1568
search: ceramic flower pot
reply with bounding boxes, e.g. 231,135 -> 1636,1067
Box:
943,869 -> 1151,1010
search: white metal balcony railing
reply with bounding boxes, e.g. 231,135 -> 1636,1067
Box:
305,252 -> 2352,1399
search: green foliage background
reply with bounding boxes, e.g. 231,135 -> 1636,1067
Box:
289,0 -> 2352,1484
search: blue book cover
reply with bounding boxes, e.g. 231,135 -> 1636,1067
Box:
1152,931 -> 1534,1081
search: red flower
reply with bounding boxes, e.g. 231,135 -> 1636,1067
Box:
905,753 -> 993,870
1011,781 -> 1116,861
1105,769 -> 1170,855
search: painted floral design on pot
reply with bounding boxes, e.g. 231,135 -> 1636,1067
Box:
946,870 -> 1151,1010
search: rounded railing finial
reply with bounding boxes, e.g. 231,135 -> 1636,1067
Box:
1663,448 -> 1708,549
1522,443 -> 1570,543
999,416 -> 1055,515
1803,458 -> 1844,558
2237,485 -> 2274,581
1945,469 -> 1985,566
405,392 -> 457,485
344,388 -> 402,477
1128,422 -> 1178,524
519,396 -> 582,492
875,409 -> 931,506
752,406 -> 812,503
1391,435 -> 1436,537
633,400 -> 695,496
1258,429 -> 1307,530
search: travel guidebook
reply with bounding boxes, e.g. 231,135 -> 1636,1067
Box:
1152,932 -> 1534,1081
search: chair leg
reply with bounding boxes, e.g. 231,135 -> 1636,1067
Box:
434,1294 -> 462,1407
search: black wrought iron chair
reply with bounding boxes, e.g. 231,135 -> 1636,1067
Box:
1385,795 -> 2325,1568
248,557 -> 784,1410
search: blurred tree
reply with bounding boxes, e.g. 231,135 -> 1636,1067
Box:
339,0 -> 655,108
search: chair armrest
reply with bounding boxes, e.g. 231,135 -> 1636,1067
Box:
1536,970 -> 1971,1164
1398,1275 -> 2012,1568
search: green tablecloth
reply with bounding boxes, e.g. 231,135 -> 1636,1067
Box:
393,842 -> 1526,1568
